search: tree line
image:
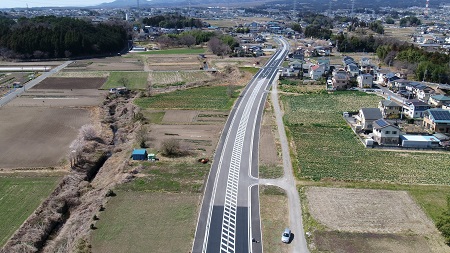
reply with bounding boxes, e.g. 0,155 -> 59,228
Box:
142,14 -> 204,29
0,15 -> 128,59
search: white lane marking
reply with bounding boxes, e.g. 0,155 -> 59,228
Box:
220,79 -> 265,253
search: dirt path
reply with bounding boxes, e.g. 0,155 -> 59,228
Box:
259,76 -> 309,253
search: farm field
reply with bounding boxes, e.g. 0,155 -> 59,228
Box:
304,186 -> 447,252
91,191 -> 198,253
135,85 -> 239,110
0,176 -> 60,247
139,48 -> 206,55
260,186 -> 290,253
281,91 -> 450,185
64,57 -> 144,71
0,107 -> 90,168
101,71 -> 148,90
150,71 -> 213,88
144,54 -> 203,71
33,77 -> 106,89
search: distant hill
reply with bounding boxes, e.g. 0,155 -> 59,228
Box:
95,0 -> 448,9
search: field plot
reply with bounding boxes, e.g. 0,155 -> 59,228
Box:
0,177 -> 60,247
150,71 -> 213,88
0,107 -> 90,168
32,77 -> 106,89
101,71 -> 148,90
91,192 -> 198,253
282,92 -> 450,184
135,85 -> 238,110
139,48 -> 206,55
260,186 -> 290,253
145,55 -> 202,71
65,57 -> 144,71
306,187 -> 440,253
9,89 -> 106,107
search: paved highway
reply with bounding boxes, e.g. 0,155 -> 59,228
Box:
192,37 -> 290,253
0,61 -> 72,107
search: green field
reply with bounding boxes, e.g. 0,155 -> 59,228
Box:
135,85 -> 239,110
0,177 -> 60,247
118,161 -> 210,193
239,67 -> 260,75
282,91 -> 450,184
139,48 -> 206,55
150,71 -> 212,88
260,186 -> 290,253
101,71 -> 148,90
91,191 -> 198,253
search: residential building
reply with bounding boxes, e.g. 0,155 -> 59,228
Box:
403,100 -> 432,118
332,69 -> 350,90
379,100 -> 402,118
372,119 -> 401,145
357,74 -> 373,88
346,63 -> 360,77
400,135 -> 441,148
309,64 -> 325,80
429,95 -> 450,107
355,108 -> 383,131
423,109 -> 450,133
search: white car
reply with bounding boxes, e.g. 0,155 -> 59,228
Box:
281,228 -> 291,243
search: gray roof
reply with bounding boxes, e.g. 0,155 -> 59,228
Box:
360,108 -> 382,120
380,100 -> 401,107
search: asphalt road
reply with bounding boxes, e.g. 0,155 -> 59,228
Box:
192,37 -> 289,253
0,61 -> 72,107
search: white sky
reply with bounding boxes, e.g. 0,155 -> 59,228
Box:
0,1 -> 116,9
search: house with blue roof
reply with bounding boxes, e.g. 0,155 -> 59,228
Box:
423,109 -> 450,133
429,95 -> 450,107
372,119 -> 401,145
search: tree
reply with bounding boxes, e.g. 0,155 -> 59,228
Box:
180,34 -> 196,48
79,124 -> 97,141
208,37 -> 230,57
291,23 -> 302,33
136,125 -> 148,148
160,139 -> 182,157
118,77 -> 129,88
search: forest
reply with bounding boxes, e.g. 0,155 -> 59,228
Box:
142,14 -> 204,29
0,15 -> 128,59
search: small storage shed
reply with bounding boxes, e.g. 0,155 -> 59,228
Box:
400,135 -> 440,148
132,149 -> 148,160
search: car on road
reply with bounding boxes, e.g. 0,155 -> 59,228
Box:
281,228 -> 291,243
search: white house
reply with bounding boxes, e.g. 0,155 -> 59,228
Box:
372,119 -> 401,145
355,108 -> 383,131
309,64 -> 325,80
357,74 -> 373,88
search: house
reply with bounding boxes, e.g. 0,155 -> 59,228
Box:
423,109 -> 450,133
376,69 -> 394,86
289,60 -> 303,70
400,135 -> 440,148
357,74 -> 373,88
379,100 -> 402,118
132,149 -> 148,160
403,99 -> 431,118
309,64 -> 325,80
292,49 -> 304,61
355,108 -> 383,131
389,79 -> 410,92
416,85 -> 434,102
332,69 -> 350,90
372,119 -> 401,145
429,95 -> 450,107
359,57 -> 371,66
346,63 -> 360,77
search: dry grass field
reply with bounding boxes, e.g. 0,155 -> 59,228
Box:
65,56 -> 144,71
305,187 -> 447,252
32,77 -> 106,89
0,107 -> 90,168
145,54 -> 203,71
91,192 -> 199,253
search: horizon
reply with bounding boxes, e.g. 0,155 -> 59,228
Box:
0,0 -> 119,9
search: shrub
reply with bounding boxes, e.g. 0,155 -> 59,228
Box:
160,139 -> 183,157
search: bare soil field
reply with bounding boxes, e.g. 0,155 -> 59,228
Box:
32,77 -> 106,89
8,89 -> 107,107
65,56 -> 144,71
0,107 -> 91,168
144,54 -> 202,71
306,187 -> 447,253
259,99 -> 280,167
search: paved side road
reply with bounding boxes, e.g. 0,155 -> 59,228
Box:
259,73 -> 310,253
0,61 -> 72,107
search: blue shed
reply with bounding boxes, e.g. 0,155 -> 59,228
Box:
132,149 -> 148,160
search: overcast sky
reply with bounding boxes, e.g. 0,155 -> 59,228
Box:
0,0 -> 116,9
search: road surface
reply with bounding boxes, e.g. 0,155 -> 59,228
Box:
192,37 -> 290,253
0,61 -> 72,107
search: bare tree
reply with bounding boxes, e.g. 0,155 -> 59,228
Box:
136,125 -> 148,148
160,139 -> 182,157
180,34 -> 196,48
79,124 -> 97,141
118,77 -> 129,88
